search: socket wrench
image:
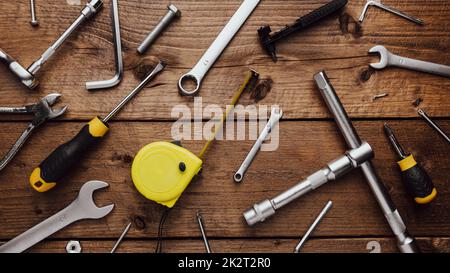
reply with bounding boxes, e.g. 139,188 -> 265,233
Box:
0,0 -> 103,89
178,0 -> 260,96
234,107 -> 283,183
314,71 -> 420,253
244,142 -> 373,225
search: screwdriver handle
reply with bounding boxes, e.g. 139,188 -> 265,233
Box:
30,117 -> 109,192
398,155 -> 437,204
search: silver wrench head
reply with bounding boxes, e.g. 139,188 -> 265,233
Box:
76,181 -> 115,219
369,45 -> 390,69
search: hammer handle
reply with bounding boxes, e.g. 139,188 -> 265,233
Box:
296,0 -> 348,28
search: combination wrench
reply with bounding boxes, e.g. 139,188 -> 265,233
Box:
234,107 -> 283,183
0,181 -> 114,253
369,45 -> 450,78
178,0 -> 260,96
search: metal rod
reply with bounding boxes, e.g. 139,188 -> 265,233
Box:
196,212 -> 212,253
111,222 -> 132,253
418,109 -> 450,144
294,201 -> 333,253
30,0 -> 39,26
102,61 -> 165,123
314,71 -> 419,253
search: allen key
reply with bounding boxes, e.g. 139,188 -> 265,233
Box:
196,212 -> 212,253
359,0 -> 423,25
86,0 -> 123,90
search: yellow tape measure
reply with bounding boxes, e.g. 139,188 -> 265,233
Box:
131,70 -> 259,208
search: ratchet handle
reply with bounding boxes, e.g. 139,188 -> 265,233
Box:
398,155 -> 437,204
296,0 -> 348,30
30,117 -> 109,192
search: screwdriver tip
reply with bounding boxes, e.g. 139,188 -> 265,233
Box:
383,123 -> 393,136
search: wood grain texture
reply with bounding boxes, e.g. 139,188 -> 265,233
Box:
0,0 -> 448,253
0,0 -> 448,120
0,121 -> 448,241
23,237 -> 450,253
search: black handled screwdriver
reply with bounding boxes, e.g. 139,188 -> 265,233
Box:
30,61 -> 166,192
384,123 -> 437,204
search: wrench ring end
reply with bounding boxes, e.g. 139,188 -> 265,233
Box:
178,74 -> 201,96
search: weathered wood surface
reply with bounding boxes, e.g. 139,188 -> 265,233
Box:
0,0 -> 448,120
0,0 -> 449,253
25,238 -> 450,253
0,121 -> 448,253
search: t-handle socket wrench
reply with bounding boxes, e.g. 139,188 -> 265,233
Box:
178,0 -> 260,96
244,142 -> 373,226
0,0 -> 103,89
314,71 -> 420,253
234,107 -> 283,183
369,45 -> 450,78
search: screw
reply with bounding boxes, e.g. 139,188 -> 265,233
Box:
30,0 -> 39,26
137,4 -> 181,54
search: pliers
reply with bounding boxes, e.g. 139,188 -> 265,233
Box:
0,93 -> 67,172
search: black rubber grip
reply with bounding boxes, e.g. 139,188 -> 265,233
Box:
297,0 -> 348,28
402,164 -> 435,200
38,123 -> 106,184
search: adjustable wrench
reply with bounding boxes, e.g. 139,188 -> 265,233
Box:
369,45 -> 450,78
178,0 -> 260,96
234,107 -> 283,183
0,181 -> 114,253
0,94 -> 67,172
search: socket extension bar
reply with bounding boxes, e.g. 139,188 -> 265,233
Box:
0,0 -> 103,89
244,142 -> 374,225
314,71 -> 419,253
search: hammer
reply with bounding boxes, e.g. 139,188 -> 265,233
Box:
258,0 -> 348,62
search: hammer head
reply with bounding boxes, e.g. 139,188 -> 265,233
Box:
258,26 -> 277,62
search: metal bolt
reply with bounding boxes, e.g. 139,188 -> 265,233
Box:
30,0 -> 39,26
137,4 -> 181,54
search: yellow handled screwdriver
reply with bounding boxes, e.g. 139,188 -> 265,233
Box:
30,61 -> 166,192
384,123 -> 437,204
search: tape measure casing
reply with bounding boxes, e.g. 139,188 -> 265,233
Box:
132,141 -> 202,208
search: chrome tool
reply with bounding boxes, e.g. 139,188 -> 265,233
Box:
359,0 -> 423,25
197,212 -> 212,253
111,222 -> 132,253
418,109 -> 450,144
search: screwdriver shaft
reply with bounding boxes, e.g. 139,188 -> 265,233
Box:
103,62 -> 165,123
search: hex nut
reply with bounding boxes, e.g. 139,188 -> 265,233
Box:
66,240 -> 82,253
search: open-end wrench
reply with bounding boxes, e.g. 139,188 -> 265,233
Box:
0,181 -> 114,253
359,0 -> 423,25
178,0 -> 261,96
369,45 -> 450,78
0,94 -> 67,172
234,107 -> 283,183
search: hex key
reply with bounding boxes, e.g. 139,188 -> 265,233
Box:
86,0 -> 123,90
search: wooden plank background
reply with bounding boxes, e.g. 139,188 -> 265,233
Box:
0,0 -> 449,253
